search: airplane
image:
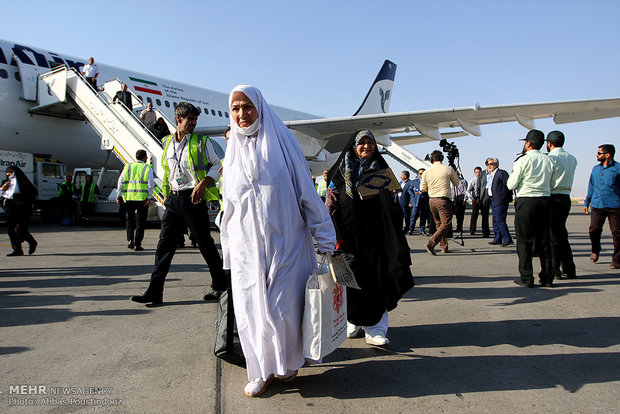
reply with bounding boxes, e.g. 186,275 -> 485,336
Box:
1,38 -> 620,176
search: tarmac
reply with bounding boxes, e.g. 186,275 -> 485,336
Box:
1,205 -> 619,414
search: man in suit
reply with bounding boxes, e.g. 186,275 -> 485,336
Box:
399,171 -> 415,233
468,166 -> 482,234
486,158 -> 514,246
113,83 -> 133,112
408,171 -> 422,234
474,158 -> 494,238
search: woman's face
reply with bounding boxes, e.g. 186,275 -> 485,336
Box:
356,136 -> 375,159
6,169 -> 14,177
230,92 -> 259,128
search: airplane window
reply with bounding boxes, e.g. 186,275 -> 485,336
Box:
14,72 -> 21,81
204,107 -> 209,115
156,99 -> 161,106
138,95 -> 144,102
147,97 -> 152,104
225,112 -> 229,118
218,111 -> 222,117
0,69 -> 7,79
165,101 -> 170,108
211,109 -> 216,116
173,102 -> 177,108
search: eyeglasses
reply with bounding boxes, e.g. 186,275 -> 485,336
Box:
597,152 -> 607,155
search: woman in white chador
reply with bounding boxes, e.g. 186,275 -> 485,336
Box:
220,85 -> 336,397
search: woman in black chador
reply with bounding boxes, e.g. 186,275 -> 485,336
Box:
326,129 -> 414,346
1,165 -> 38,256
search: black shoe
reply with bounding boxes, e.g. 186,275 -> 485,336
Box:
501,240 -> 515,247
513,278 -> 534,288
565,275 -> 577,279
407,230 -> 414,235
7,250 -> 24,257
482,233 -> 491,238
134,246 -> 144,251
130,293 -> 163,305
203,290 -> 224,301
540,282 -> 554,287
28,240 -> 38,255
488,241 -> 501,245
127,242 -> 135,249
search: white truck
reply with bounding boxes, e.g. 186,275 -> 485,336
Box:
0,150 -> 65,219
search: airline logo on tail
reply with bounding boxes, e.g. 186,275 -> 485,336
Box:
353,60 -> 397,116
379,87 -> 391,113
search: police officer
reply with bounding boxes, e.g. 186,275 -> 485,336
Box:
130,102 -> 227,305
116,149 -> 154,251
507,130 -> 554,287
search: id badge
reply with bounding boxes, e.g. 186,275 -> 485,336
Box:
176,173 -> 189,186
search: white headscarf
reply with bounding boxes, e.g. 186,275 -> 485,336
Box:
223,84 -> 311,186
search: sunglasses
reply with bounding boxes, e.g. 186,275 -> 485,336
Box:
597,152 -> 607,155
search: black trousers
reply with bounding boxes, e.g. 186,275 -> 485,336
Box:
81,201 -> 95,219
126,200 -> 148,247
146,192 -> 226,297
6,200 -> 36,252
453,196 -> 466,232
549,194 -> 576,278
515,197 -> 552,283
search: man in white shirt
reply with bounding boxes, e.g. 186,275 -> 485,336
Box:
546,130 -> 578,279
81,57 -> 99,91
130,102 -> 226,305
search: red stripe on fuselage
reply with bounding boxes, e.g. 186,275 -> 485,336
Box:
134,85 -> 162,95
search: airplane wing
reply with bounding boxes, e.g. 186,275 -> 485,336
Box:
284,97 -> 620,153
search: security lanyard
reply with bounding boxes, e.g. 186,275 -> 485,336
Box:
172,137 -> 187,177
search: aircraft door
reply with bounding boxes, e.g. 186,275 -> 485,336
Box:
14,54 -> 44,101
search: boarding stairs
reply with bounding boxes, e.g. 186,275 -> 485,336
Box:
380,141 -> 432,174
29,65 -> 177,208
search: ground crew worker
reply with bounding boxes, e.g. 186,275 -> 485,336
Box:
57,174 -> 77,224
130,102 -> 228,305
79,174 -> 100,221
117,149 -> 154,251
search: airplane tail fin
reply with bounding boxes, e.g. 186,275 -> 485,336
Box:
353,60 -> 397,116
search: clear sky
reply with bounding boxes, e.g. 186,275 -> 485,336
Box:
4,0 -> 620,196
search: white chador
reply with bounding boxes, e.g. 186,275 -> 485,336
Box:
220,85 -> 336,381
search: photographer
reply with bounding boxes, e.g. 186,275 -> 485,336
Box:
421,150 -> 460,255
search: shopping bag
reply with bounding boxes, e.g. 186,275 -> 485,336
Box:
213,288 -> 245,366
302,256 -> 347,360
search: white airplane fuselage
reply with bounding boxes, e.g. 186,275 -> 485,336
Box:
0,39 -> 327,172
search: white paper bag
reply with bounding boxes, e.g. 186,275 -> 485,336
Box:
302,257 -> 347,360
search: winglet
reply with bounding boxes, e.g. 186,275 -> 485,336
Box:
353,60 -> 397,116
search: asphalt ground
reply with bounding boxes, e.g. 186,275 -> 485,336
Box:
1,205 -> 619,413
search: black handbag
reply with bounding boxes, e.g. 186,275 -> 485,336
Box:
213,288 -> 245,366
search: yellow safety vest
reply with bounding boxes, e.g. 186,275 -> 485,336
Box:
122,162 -> 152,201
161,133 -> 220,201
80,183 -> 97,203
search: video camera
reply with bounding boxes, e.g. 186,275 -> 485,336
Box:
439,138 -> 459,167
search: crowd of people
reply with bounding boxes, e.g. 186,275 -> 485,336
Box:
2,82 -> 618,399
